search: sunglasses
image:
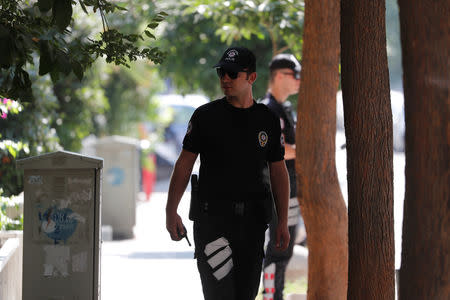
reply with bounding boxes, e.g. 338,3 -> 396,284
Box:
280,71 -> 300,80
216,68 -> 241,79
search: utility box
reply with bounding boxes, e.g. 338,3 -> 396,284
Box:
94,136 -> 140,239
17,151 -> 103,300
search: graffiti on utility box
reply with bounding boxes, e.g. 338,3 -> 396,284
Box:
31,174 -> 93,244
39,206 -> 86,244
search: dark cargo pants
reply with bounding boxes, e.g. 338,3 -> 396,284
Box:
194,214 -> 267,300
263,197 -> 301,300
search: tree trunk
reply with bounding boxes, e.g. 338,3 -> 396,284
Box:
397,1 -> 450,299
296,0 -> 348,298
341,0 -> 395,299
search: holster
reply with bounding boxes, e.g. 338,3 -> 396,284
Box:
188,174 -> 200,221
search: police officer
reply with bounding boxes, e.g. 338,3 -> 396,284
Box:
260,53 -> 302,300
166,47 -> 291,300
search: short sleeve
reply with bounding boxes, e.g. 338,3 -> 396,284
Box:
267,112 -> 285,162
182,109 -> 201,154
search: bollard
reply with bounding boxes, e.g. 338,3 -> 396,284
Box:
17,151 -> 103,300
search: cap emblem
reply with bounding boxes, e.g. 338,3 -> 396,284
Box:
225,49 -> 239,62
227,49 -> 238,58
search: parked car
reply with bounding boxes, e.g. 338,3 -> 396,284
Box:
148,94 -> 209,180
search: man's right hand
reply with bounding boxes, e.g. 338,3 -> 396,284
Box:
165,149 -> 198,242
275,221 -> 290,251
166,212 -> 185,241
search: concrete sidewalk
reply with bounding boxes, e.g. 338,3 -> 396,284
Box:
101,190 -> 203,299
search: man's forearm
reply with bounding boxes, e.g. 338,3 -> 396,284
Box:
166,150 -> 197,215
166,168 -> 189,215
269,161 -> 290,224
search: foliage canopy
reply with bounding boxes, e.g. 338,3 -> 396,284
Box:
183,0 -> 304,57
0,0 -> 166,102
157,0 -> 304,99
0,0 -> 167,198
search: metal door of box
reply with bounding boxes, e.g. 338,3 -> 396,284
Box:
17,151 -> 103,300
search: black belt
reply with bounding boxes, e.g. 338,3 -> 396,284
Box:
203,200 -> 263,218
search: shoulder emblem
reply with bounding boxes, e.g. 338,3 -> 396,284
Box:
258,131 -> 268,147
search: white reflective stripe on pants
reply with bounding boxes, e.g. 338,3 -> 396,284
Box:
213,259 -> 233,281
288,197 -> 300,226
204,237 -> 233,281
204,237 -> 229,256
207,246 -> 232,269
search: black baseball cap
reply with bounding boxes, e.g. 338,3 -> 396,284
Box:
269,53 -> 301,79
213,47 -> 256,73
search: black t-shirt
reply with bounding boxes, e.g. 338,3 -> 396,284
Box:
183,97 -> 284,217
260,93 -> 297,198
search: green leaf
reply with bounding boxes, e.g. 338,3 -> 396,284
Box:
55,51 -> 72,75
50,70 -> 60,82
6,145 -> 16,158
147,23 -> 159,29
14,68 -> 32,93
38,41 -> 54,75
71,60 -> 84,81
38,0 -> 54,12
115,6 -> 127,11
53,0 -> 73,31
153,15 -> 164,22
144,31 -> 156,39
79,0 -> 88,14
0,26 -> 12,68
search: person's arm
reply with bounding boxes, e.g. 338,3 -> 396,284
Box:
284,143 -> 296,160
269,160 -> 291,250
166,149 -> 198,241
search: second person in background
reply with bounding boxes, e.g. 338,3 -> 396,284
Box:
260,53 -> 303,300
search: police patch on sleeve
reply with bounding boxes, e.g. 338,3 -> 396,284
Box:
280,133 -> 285,147
258,131 -> 268,147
